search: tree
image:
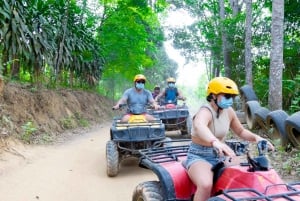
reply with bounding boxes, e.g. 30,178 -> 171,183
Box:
268,0 -> 284,110
244,0 -> 253,86
219,0 -> 231,77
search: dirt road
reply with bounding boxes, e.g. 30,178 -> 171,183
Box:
0,123 -> 157,201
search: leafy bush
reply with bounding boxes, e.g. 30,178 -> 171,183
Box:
21,121 -> 38,143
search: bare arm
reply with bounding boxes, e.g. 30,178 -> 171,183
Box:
229,107 -> 274,150
177,89 -> 186,100
148,98 -> 159,109
193,108 -> 217,142
154,89 -> 165,102
112,97 -> 127,110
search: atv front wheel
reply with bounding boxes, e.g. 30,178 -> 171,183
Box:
106,140 -> 119,177
132,181 -> 163,201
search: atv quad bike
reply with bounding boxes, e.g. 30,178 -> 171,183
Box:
132,139 -> 300,201
149,100 -> 192,135
106,105 -> 166,177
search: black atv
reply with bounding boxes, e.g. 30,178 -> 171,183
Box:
106,105 -> 166,177
149,100 -> 192,136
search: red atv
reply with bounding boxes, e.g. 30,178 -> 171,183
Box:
132,139 -> 300,200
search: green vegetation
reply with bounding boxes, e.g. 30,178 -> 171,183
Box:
171,0 -> 299,112
60,114 -> 89,130
1,0 -> 298,112
21,121 -> 38,143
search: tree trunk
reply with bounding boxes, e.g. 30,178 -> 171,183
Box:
11,54 -> 20,80
219,0 -> 231,77
268,0 -> 284,110
54,0 -> 70,83
244,0 -> 253,86
229,0 -> 241,16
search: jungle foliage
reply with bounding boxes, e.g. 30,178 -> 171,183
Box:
0,0 -> 175,99
0,0 -> 299,112
169,0 -> 300,112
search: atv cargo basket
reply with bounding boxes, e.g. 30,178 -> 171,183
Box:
208,182 -> 300,201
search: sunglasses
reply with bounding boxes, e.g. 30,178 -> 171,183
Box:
136,80 -> 145,84
224,94 -> 234,99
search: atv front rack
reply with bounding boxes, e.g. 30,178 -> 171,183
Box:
139,139 -> 190,163
210,182 -> 300,201
114,119 -> 162,128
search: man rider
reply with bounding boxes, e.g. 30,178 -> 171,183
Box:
112,74 -> 159,122
154,77 -> 186,105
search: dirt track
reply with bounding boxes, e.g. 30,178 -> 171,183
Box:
0,123 -> 157,201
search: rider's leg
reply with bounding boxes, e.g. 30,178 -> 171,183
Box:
188,161 -> 214,201
121,114 -> 130,122
145,114 -> 156,121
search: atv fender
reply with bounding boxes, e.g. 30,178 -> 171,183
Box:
212,166 -> 285,195
141,157 -> 195,200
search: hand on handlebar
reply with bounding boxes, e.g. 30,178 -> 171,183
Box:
212,140 -> 236,157
112,105 -> 119,110
112,103 -> 126,110
152,104 -> 160,110
256,138 -> 275,152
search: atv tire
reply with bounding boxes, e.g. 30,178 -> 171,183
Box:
285,111 -> 300,148
132,181 -> 163,201
181,116 -> 192,135
266,110 -> 290,147
254,107 -> 270,131
245,100 -> 261,130
106,140 -> 119,177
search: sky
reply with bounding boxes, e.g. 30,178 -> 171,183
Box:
161,8 -> 208,109
162,8 -> 206,87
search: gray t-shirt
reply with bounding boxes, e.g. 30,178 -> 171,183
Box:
122,87 -> 154,114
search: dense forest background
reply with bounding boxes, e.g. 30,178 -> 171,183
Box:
0,0 -> 299,113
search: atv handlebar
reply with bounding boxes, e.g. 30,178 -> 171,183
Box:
112,103 -> 127,110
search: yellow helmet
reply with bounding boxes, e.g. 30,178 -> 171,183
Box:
206,77 -> 239,96
133,74 -> 146,82
167,77 -> 176,83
